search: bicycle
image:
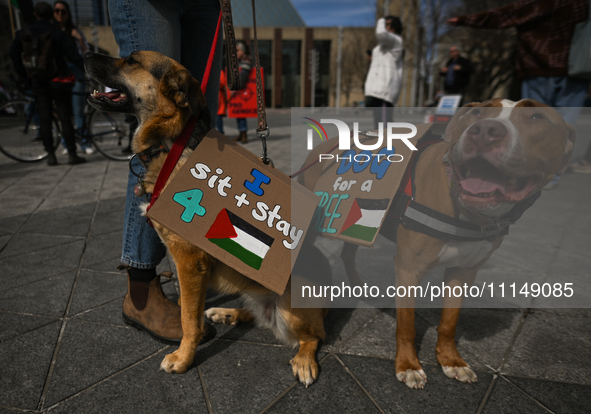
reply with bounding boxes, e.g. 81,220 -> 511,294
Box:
0,81 -> 132,162
75,90 -> 132,161
0,96 -> 61,162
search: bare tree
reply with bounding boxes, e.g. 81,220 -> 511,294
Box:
439,0 -> 518,101
335,28 -> 374,106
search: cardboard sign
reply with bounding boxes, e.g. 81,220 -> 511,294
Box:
311,123 -> 434,247
227,68 -> 264,119
146,130 -> 317,295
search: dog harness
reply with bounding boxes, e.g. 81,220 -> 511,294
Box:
387,133 -> 541,242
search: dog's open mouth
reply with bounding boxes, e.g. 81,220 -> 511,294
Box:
454,158 -> 540,206
90,89 -> 128,105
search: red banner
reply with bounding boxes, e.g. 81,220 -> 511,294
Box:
227,68 -> 264,119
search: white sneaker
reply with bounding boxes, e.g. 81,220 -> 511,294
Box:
83,147 -> 96,155
61,147 -> 68,155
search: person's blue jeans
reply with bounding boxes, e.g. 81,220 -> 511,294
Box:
236,117 -> 247,132
109,0 -> 222,269
69,62 -> 86,131
216,114 -> 224,134
522,76 -> 589,125
63,62 -> 90,150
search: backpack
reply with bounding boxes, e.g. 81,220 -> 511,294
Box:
20,28 -> 58,81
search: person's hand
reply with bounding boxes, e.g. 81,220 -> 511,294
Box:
446,17 -> 459,25
71,29 -> 82,40
453,65 -> 462,71
441,67 -> 449,73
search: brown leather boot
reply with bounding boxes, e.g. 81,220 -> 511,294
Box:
233,131 -> 247,143
121,269 -> 213,344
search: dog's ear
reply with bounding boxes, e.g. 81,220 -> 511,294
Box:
443,102 -> 480,143
557,124 -> 576,175
161,69 -> 208,115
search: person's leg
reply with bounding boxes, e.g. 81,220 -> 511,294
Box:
70,63 -> 94,154
365,95 -> 386,130
234,117 -> 248,142
556,77 -> 591,174
109,0 -> 185,341
52,85 -> 86,164
216,115 -> 224,134
237,117 -> 247,132
69,63 -> 86,131
35,83 -> 56,164
554,76 -> 589,126
109,0 -> 183,61
109,0 -> 219,342
521,76 -> 555,105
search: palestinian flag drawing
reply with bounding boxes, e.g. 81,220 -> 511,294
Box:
340,198 -> 390,242
205,209 -> 274,270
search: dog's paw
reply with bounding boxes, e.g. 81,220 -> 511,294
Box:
205,308 -> 238,325
160,351 -> 191,374
442,365 -> 477,383
290,356 -> 318,388
396,369 -> 427,389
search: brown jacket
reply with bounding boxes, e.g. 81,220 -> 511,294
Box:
456,0 -> 589,78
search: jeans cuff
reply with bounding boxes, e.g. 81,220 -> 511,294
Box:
120,257 -> 159,270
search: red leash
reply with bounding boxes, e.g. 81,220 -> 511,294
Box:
145,10 -> 222,221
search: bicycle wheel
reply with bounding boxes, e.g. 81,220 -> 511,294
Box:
88,110 -> 132,161
0,100 -> 60,162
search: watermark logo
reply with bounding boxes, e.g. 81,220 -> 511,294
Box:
303,118 -> 419,163
302,117 -> 328,147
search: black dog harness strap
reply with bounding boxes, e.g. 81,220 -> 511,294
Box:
389,135 -> 541,242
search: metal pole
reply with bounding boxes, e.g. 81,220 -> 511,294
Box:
383,0 -> 390,17
410,0 -> 420,107
310,49 -> 317,109
399,0 -> 408,106
335,26 -> 343,109
427,0 -> 440,104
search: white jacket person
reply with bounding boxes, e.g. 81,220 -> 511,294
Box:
364,18 -> 404,105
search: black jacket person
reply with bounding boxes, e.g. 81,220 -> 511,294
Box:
9,2 -> 86,165
439,46 -> 473,95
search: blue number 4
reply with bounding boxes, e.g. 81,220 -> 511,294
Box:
173,189 -> 206,223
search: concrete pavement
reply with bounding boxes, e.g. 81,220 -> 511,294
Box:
1,108 -> 590,413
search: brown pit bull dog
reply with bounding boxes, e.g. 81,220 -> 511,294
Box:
298,99 -> 575,389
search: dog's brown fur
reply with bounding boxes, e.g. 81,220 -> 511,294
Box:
298,99 -> 575,388
85,51 -> 326,386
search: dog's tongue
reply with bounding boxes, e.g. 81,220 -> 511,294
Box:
460,177 -> 507,195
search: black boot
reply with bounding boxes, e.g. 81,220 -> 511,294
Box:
68,152 -> 87,165
47,151 -> 58,166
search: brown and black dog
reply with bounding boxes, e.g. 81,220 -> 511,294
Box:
84,51 -> 326,386
298,99 -> 575,389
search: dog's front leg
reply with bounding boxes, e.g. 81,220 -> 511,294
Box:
394,261 -> 428,389
436,267 -> 479,384
160,241 -> 211,374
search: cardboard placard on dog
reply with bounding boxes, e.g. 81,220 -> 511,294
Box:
146,130 -> 317,295
311,123 -> 433,247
